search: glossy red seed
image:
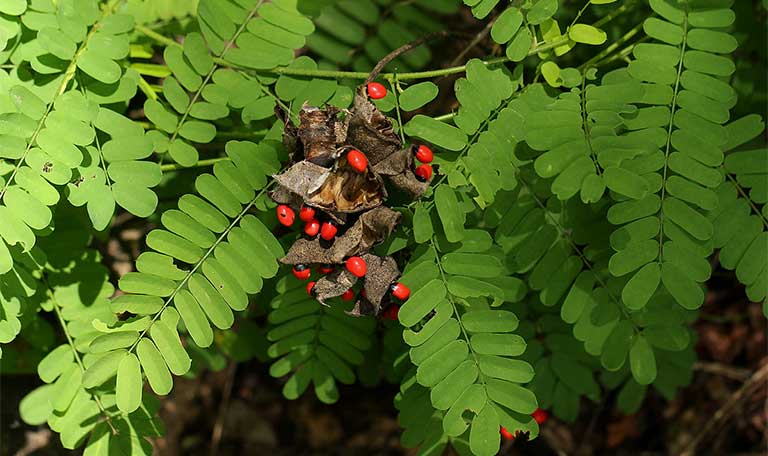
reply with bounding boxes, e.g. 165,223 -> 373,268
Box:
346,256 -> 367,277
414,164 -> 432,182
415,145 -> 434,163
341,289 -> 354,301
367,82 -> 387,100
292,264 -> 310,281
318,264 -> 334,274
304,219 -> 320,237
390,282 -> 410,300
347,149 -> 368,173
276,205 -> 295,226
299,206 -> 316,222
320,221 -> 338,240
382,304 -> 399,320
306,281 -> 316,296
532,408 -> 549,425
500,427 -> 516,441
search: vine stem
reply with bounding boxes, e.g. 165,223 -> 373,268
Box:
160,157 -> 228,172
135,22 -> 571,82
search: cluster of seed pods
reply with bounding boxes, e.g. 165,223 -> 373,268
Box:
271,82 -> 435,318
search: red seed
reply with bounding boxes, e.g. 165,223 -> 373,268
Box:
341,289 -> 354,301
292,264 -> 310,281
390,282 -> 410,300
367,82 -> 387,100
414,164 -> 432,182
346,256 -> 367,277
532,408 -> 549,425
382,304 -> 399,320
320,221 -> 338,241
304,219 -> 320,237
306,281 -> 316,296
500,427 -> 516,441
299,206 -> 316,222
276,205 -> 295,226
318,264 -> 335,274
347,149 -> 368,173
415,145 -> 434,163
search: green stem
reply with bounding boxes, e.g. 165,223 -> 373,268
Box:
160,157 -> 228,172
134,24 -> 179,48
592,0 -> 638,28
135,19 -> 572,82
579,21 -> 645,71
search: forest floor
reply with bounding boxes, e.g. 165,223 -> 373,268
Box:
3,272 -> 766,456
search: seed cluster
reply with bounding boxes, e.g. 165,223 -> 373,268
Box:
270,83 -> 435,317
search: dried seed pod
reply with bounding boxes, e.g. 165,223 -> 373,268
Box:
280,207 -> 401,266
297,105 -> 348,167
312,268 -> 359,305
346,88 -> 402,166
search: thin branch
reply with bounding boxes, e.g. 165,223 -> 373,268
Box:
366,31 -> 451,83
681,363 -> 768,456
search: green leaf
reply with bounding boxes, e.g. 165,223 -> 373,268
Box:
526,0 -> 558,25
404,115 -> 468,151
0,0 -> 26,15
136,339 -> 173,395
412,203 -> 433,244
491,7 -> 523,44
470,404 -> 500,456
442,253 -> 503,278
568,24 -> 607,45
600,320 -> 634,370
462,310 -> 519,333
486,378 -> 538,414
506,28 -> 533,61
477,355 -> 533,383
629,335 -> 657,385
19,385 -> 54,426
37,344 -> 74,383
90,331 -> 140,353
434,186 -> 465,243
83,350 -> 126,388
622,262 -> 661,310
399,279 -> 446,327
661,261 -> 704,309
116,353 -> 142,413
470,333 -> 526,356
174,289 -> 213,348
150,319 -> 191,376
78,49 -> 122,84
399,82 -> 439,111
603,167 -> 649,199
